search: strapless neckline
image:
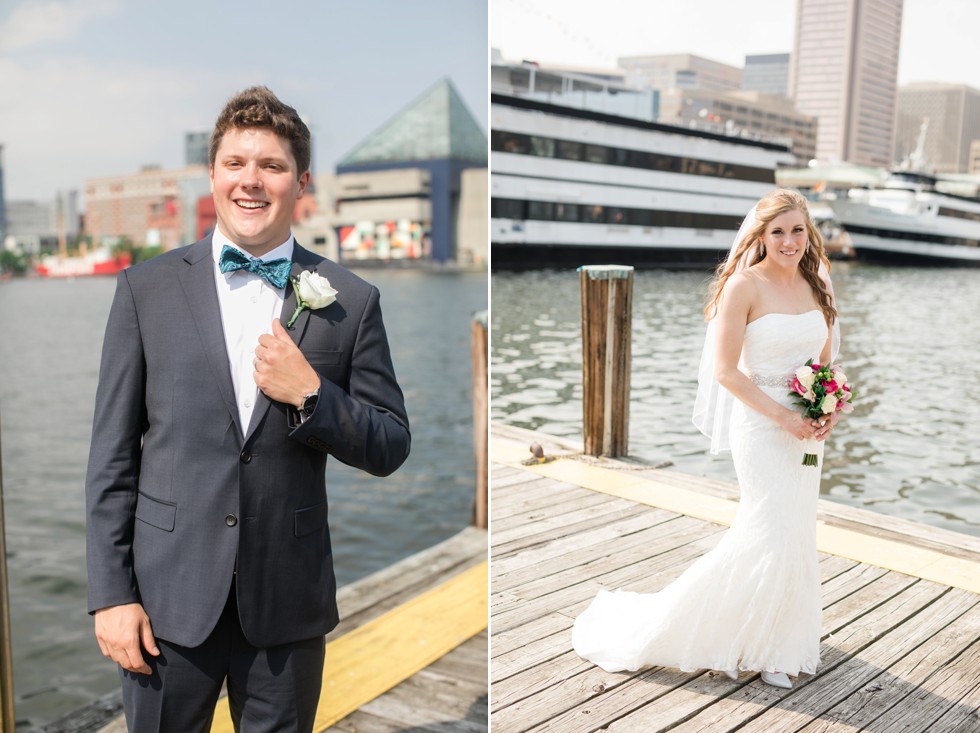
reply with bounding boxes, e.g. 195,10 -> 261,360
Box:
747,309 -> 822,328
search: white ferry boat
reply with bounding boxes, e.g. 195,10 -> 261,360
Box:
825,171 -> 980,266
491,94 -> 795,268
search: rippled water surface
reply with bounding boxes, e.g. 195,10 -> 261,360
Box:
0,270 -> 486,728
492,264 -> 980,538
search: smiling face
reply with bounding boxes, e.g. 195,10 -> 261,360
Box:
209,127 -> 310,258
761,209 -> 808,268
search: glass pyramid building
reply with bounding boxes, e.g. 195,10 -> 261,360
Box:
339,78 -> 487,167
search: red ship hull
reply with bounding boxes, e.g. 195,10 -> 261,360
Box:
35,250 -> 132,278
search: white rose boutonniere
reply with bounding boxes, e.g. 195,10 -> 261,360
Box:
286,270 -> 338,329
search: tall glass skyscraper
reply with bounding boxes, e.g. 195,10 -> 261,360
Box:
790,0 -> 903,167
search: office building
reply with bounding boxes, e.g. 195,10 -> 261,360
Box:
85,164 -> 210,249
185,131 -> 210,167
618,53 -> 742,93
894,83 -> 980,173
658,88 -> 817,164
744,53 -> 790,97
790,0 -> 903,166
970,140 -> 980,175
3,191 -> 80,255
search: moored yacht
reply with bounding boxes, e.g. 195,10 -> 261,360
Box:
825,171 -> 980,266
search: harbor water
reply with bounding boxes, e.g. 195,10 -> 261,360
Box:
0,269 -> 487,729
492,263 -> 980,539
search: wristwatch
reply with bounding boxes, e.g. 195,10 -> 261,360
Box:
299,388 -> 320,419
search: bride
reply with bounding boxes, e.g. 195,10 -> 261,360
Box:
572,189 -> 841,690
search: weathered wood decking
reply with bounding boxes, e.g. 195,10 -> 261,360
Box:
44,527 -> 487,733
491,426 -> 980,732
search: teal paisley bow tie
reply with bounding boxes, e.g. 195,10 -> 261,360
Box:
218,245 -> 291,289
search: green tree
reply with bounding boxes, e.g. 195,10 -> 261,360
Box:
0,249 -> 30,276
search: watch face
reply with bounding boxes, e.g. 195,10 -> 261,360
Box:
302,394 -> 318,416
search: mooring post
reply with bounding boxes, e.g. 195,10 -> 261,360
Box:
0,406 -> 15,732
471,310 -> 488,529
578,265 -> 634,457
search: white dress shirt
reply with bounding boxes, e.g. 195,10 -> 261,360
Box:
211,228 -> 294,434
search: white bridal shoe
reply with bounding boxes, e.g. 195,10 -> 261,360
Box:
761,671 -> 792,689
723,670 -> 739,681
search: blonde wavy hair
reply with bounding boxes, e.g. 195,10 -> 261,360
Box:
705,189 -> 836,325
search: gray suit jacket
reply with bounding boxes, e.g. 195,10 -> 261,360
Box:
85,237 -> 410,648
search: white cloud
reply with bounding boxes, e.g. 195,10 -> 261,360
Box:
0,0 -> 122,52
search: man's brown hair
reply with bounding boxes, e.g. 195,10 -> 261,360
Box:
209,86 -> 311,177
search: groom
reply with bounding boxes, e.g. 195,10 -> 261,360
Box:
85,86 -> 410,731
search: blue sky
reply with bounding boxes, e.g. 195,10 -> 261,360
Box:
0,0 -> 488,200
493,0 -> 980,91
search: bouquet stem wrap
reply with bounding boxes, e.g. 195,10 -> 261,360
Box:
802,437 -> 818,466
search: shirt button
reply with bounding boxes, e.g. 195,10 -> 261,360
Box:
251,295 -> 258,304
244,399 -> 252,409
225,514 -> 238,527
240,450 -> 251,464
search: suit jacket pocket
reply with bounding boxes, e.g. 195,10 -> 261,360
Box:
294,501 -> 328,538
304,349 -> 343,367
135,492 -> 177,532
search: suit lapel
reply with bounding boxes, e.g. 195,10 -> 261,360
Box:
243,244 -> 320,442
178,238 -> 244,439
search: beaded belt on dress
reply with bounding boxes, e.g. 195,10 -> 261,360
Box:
748,373 -> 790,388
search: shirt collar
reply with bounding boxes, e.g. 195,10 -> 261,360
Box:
211,227 -> 295,266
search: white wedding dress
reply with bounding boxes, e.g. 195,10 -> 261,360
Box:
572,310 -> 827,676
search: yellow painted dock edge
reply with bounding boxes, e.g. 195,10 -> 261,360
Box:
493,434 -> 980,594
210,560 -> 489,732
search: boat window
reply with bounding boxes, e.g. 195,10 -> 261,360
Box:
555,203 -> 580,222
584,205 -> 605,223
491,196 -> 742,232
556,140 -> 583,161
490,198 -> 526,219
528,201 -> 556,220
491,130 -> 775,183
584,145 -> 607,164
530,136 -> 555,157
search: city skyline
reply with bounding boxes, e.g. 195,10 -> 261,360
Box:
0,0 -> 488,202
491,0 -> 980,92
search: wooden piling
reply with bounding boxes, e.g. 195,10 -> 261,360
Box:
0,407 -> 15,733
579,265 -> 633,457
471,310 -> 488,529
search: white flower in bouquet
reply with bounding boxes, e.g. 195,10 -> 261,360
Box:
795,366 -> 816,389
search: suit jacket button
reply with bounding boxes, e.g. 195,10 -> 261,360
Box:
240,450 -> 251,464
225,514 -> 238,527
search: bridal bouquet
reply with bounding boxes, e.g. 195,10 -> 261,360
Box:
789,360 -> 854,466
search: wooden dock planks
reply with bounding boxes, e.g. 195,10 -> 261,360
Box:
490,427 -> 980,733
